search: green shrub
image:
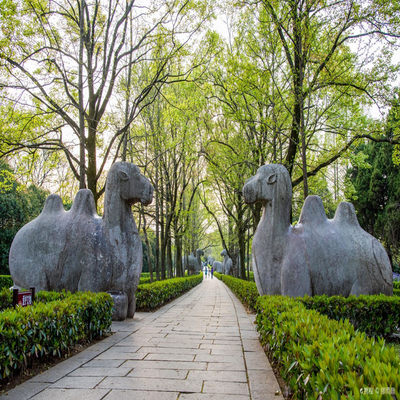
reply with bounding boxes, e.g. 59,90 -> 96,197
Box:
139,277 -> 152,285
136,274 -> 202,311
0,275 -> 13,289
393,281 -> 400,290
216,274 -> 400,338
0,287 -> 12,311
301,294 -> 400,338
394,288 -> 400,296
0,291 -> 112,379
256,296 -> 400,399
214,273 -> 258,311
0,288 -> 71,312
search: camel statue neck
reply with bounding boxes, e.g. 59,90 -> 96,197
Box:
260,185 -> 291,238
103,183 -> 137,235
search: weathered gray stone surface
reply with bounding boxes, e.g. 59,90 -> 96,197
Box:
221,250 -> 233,275
243,164 -> 393,297
212,260 -> 223,273
184,249 -> 204,275
9,162 -> 153,318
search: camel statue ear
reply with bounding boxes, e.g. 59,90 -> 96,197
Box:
267,174 -> 277,184
118,170 -> 129,181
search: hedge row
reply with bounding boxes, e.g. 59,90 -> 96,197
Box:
393,281 -> 400,289
0,275 -> 13,290
216,273 -> 400,338
0,291 -> 112,379
214,272 -> 258,310
136,274 -> 203,311
0,288 -> 70,312
301,294 -> 400,338
256,296 -> 400,399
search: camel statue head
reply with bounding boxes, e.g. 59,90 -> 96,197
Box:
196,249 -> 204,258
221,249 -> 228,257
243,164 -> 292,206
107,162 -> 153,206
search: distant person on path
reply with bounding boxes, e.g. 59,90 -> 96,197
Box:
204,265 -> 208,279
211,266 -> 214,279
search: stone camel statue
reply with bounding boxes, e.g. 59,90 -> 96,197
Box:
221,249 -> 233,275
243,164 -> 393,297
9,162 -> 153,319
212,260 -> 223,273
183,249 -> 204,275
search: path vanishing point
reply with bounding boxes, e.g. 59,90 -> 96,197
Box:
1,278 -> 284,400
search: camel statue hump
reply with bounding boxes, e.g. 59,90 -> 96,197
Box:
42,194 -> 65,215
333,202 -> 360,227
298,195 -> 327,225
70,189 -> 98,217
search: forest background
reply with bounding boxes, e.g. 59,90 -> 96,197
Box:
2,0 -> 400,280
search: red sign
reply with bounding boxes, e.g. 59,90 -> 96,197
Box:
17,292 -> 33,306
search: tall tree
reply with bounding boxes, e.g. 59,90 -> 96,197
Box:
219,0 -> 400,197
346,94 -> 400,265
0,0 -> 212,205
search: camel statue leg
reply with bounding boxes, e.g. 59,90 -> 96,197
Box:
127,289 -> 136,318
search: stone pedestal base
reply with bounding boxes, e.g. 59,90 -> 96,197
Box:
109,291 -> 128,321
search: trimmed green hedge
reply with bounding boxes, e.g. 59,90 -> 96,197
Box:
393,281 -> 400,290
216,273 -> 400,338
0,291 -> 112,379
0,288 -> 70,312
0,275 -> 13,290
136,274 -> 203,311
256,296 -> 400,399
301,294 -> 400,338
214,272 -> 258,310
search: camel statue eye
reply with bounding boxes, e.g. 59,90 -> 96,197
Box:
118,170 -> 129,181
267,174 -> 277,184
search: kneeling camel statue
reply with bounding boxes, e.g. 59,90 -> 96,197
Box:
243,164 -> 392,297
9,162 -> 153,318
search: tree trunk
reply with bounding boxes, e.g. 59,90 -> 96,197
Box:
141,208 -> 153,283
155,159 -> 160,281
78,0 -> 86,189
160,170 -> 166,280
175,233 -> 183,277
167,235 -> 173,278
87,123 -> 97,204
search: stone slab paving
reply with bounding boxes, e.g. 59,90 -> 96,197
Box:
1,278 -> 283,400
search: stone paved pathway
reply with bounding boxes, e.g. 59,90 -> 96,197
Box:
1,278 -> 283,400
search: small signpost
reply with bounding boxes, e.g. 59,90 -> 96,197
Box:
12,287 -> 35,307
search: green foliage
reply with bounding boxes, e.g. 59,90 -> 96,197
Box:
136,274 -> 203,311
256,296 -> 400,399
214,272 -> 259,311
0,291 -> 112,379
301,295 -> 400,338
217,273 -> 400,338
0,162 -> 47,274
139,277 -> 152,285
0,287 -> 11,311
0,275 -> 13,289
346,96 -> 400,264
